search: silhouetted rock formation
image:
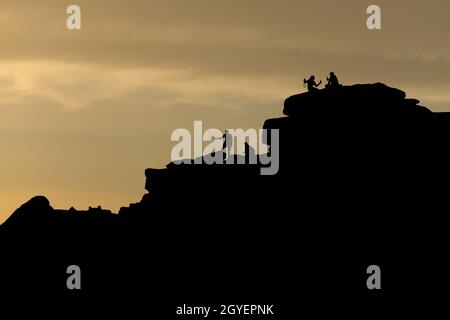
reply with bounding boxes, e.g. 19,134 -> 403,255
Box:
283,83 -> 429,117
2,196 -> 52,229
1,83 -> 449,315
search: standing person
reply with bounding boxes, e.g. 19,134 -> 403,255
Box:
215,130 -> 233,159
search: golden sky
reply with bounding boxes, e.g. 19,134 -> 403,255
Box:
1,0 -> 450,222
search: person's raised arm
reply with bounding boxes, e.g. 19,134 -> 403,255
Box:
212,134 -> 225,140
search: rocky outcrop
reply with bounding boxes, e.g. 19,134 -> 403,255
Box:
283,82 -> 430,117
1,83 -> 449,312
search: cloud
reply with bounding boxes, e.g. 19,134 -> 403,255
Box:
1,0 -> 450,222
0,59 -> 283,222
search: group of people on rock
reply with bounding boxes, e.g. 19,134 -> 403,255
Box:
303,72 -> 340,92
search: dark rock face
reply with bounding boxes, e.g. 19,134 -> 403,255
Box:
0,83 -> 449,314
2,196 -> 52,227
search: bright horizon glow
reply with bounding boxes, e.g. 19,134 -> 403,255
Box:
1,0 -> 450,222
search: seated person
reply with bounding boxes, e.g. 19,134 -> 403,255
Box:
303,75 -> 322,92
325,72 -> 340,89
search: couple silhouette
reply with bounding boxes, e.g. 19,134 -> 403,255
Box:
304,72 -> 340,92
214,130 -> 255,158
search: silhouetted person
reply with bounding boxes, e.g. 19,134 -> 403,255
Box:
214,130 -> 233,158
303,75 -> 322,92
244,142 -> 256,163
325,72 -> 340,89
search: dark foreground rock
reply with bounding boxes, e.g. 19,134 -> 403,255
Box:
0,83 -> 449,315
